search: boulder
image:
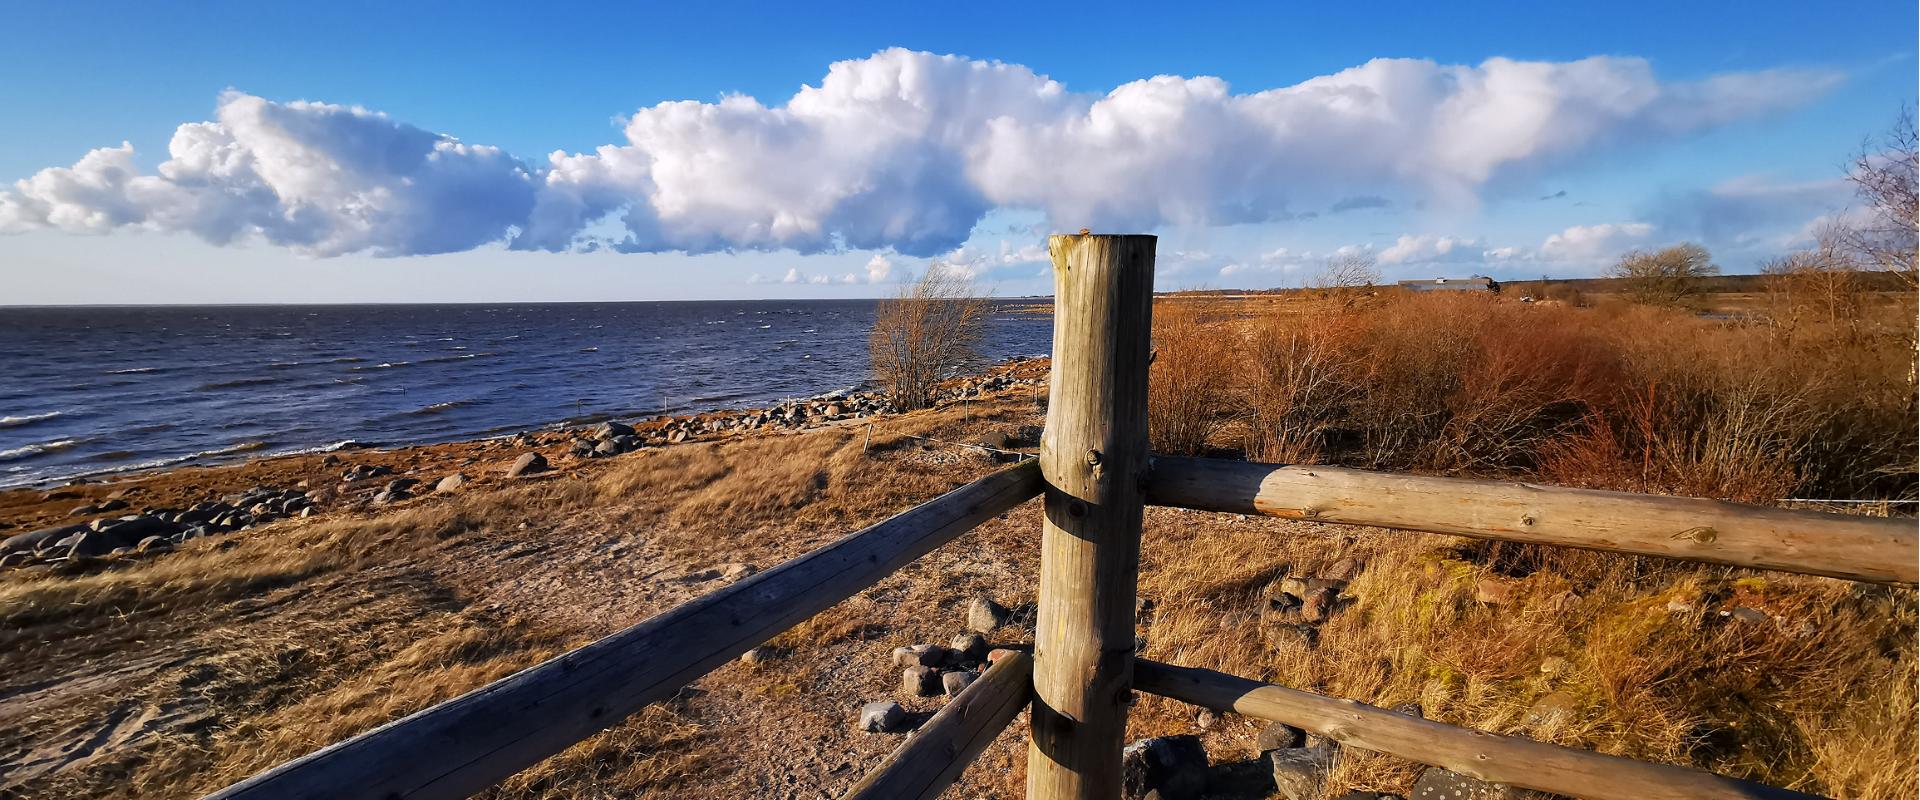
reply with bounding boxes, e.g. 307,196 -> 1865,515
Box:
941,670 -> 978,697
949,633 -> 988,664
385,477 -> 421,493
1524,691 -> 1579,728
98,515 -> 174,541
2,524 -> 84,554
1268,745 -> 1335,800
592,421 -> 635,440
902,666 -> 940,697
1121,735 -> 1208,800
505,452 -> 548,478
1256,721 -> 1304,751
136,536 -> 172,553
1323,557 -> 1364,582
68,531 -> 117,558
436,473 -> 469,493
968,595 -> 1010,633
373,490 -> 408,505
858,700 -> 907,733
1474,577 -> 1514,605
1301,587 -> 1338,623
892,644 -> 949,668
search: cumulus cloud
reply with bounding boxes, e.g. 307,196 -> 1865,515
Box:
1377,234 -> 1489,264
1537,222 -> 1655,262
1,51 -> 1842,258
864,253 -> 894,283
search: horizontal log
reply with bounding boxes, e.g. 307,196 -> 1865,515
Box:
842,652 -> 1034,800
1134,660 -> 1823,800
1146,457 -> 1916,585
204,461 -> 1043,800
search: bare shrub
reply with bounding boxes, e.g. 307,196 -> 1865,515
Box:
1148,300 -> 1234,455
1608,243 -> 1720,306
868,266 -> 988,410
1244,310 -> 1361,462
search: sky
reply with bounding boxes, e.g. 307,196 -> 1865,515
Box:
0,0 -> 1913,304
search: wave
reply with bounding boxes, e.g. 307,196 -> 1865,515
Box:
0,411 -> 65,428
417,352 -> 494,364
578,346 -> 599,352
0,438 -> 82,462
349,361 -> 413,371
408,399 -> 480,416
105,367 -> 160,375
330,356 -> 368,364
194,377 -> 284,391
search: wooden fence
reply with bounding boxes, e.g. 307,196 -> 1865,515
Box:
203,233 -> 1917,800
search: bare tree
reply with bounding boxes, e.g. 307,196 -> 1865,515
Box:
1837,106 -> 1918,287
1311,251 -> 1380,291
868,265 -> 989,411
1608,243 -> 1719,305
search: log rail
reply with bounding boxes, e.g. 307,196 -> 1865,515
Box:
201,233 -> 1911,800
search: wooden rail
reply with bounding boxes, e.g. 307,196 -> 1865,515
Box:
843,652 -> 1034,800
1134,660 -> 1823,800
203,461 -> 1041,800
1146,456 -> 1917,585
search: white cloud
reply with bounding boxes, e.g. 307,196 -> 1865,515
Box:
1377,234 -> 1488,264
864,253 -> 894,283
780,267 -> 804,284
2,51 -> 1842,258
1537,222 -> 1655,262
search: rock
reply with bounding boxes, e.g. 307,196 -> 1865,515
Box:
2,524 -> 84,554
1524,691 -> 1579,728
385,477 -> 420,493
1256,721 -> 1304,751
1539,656 -> 1571,676
1301,587 -> 1338,623
1267,746 -> 1335,800
136,536 -> 172,553
941,670 -> 978,697
1410,767 -> 1551,799
1666,595 -> 1699,614
1122,735 -> 1208,800
1388,702 -> 1424,719
902,666 -> 940,697
1323,557 -> 1364,582
0,553 -> 25,568
98,515 -> 174,540
986,648 -> 1022,665
505,452 -> 548,478
1277,576 -> 1311,599
718,563 -> 755,581
892,644 -> 949,668
1264,623 -> 1319,650
436,473 -> 469,493
1195,708 -> 1224,731
739,647 -> 768,666
372,490 -> 409,505
1334,793 -> 1400,800
968,595 -> 1009,633
857,700 -> 906,733
1725,607 -> 1770,624
570,439 -> 597,457
1473,577 -> 1513,605
67,531 -> 117,558
592,421 -> 635,440
949,633 -> 989,664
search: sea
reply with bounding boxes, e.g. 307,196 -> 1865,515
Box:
0,300 -> 1053,490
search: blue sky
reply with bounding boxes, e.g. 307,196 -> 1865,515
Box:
1,0 -> 1912,303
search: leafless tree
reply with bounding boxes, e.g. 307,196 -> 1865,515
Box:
1310,251 -> 1380,291
1608,243 -> 1719,305
868,265 -> 989,410
1836,106 -> 1918,287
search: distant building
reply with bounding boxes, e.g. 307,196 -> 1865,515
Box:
1397,276 -> 1499,293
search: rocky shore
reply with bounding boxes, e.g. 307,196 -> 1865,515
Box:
0,358 -> 1049,573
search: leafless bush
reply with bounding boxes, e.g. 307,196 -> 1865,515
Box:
868,266 -> 988,411
1608,243 -> 1720,306
1147,301 -> 1234,455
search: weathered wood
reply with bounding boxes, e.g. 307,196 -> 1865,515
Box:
1146,456 -> 1917,585
843,652 -> 1034,800
1134,660 -> 1825,800
203,461 -> 1043,800
1029,233 -> 1156,800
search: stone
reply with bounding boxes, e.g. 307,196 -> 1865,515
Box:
1301,587 -> 1338,623
1195,708 -> 1224,731
986,648 -> 1021,665
739,647 -> 768,666
1278,576 -> 1311,599
592,421 -> 635,440
136,536 -> 172,553
2,524 -> 84,554
436,473 -> 469,493
1267,746 -> 1335,800
1666,595 -> 1699,614
718,563 -> 755,580
1256,721 -> 1304,751
97,515 -> 173,540
1388,702 -> 1424,719
372,490 -> 408,505
1121,735 -> 1208,800
941,670 -> 978,697
1726,607 -> 1770,624
902,666 -> 940,697
857,700 -> 906,733
67,531 -> 117,558
1333,793 -> 1399,800
1323,557 -> 1364,582
1524,691 -> 1579,728
1474,577 -> 1513,605
949,633 -> 988,664
1539,656 -> 1572,676
1410,767 -> 1550,799
0,553 -> 25,568
506,452 -> 548,477
385,477 -> 421,493
892,644 -> 949,668
967,595 -> 1009,633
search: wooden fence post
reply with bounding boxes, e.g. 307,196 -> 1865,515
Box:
1028,233 -> 1155,799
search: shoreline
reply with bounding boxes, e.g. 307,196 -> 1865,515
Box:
0,357 -> 1050,565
